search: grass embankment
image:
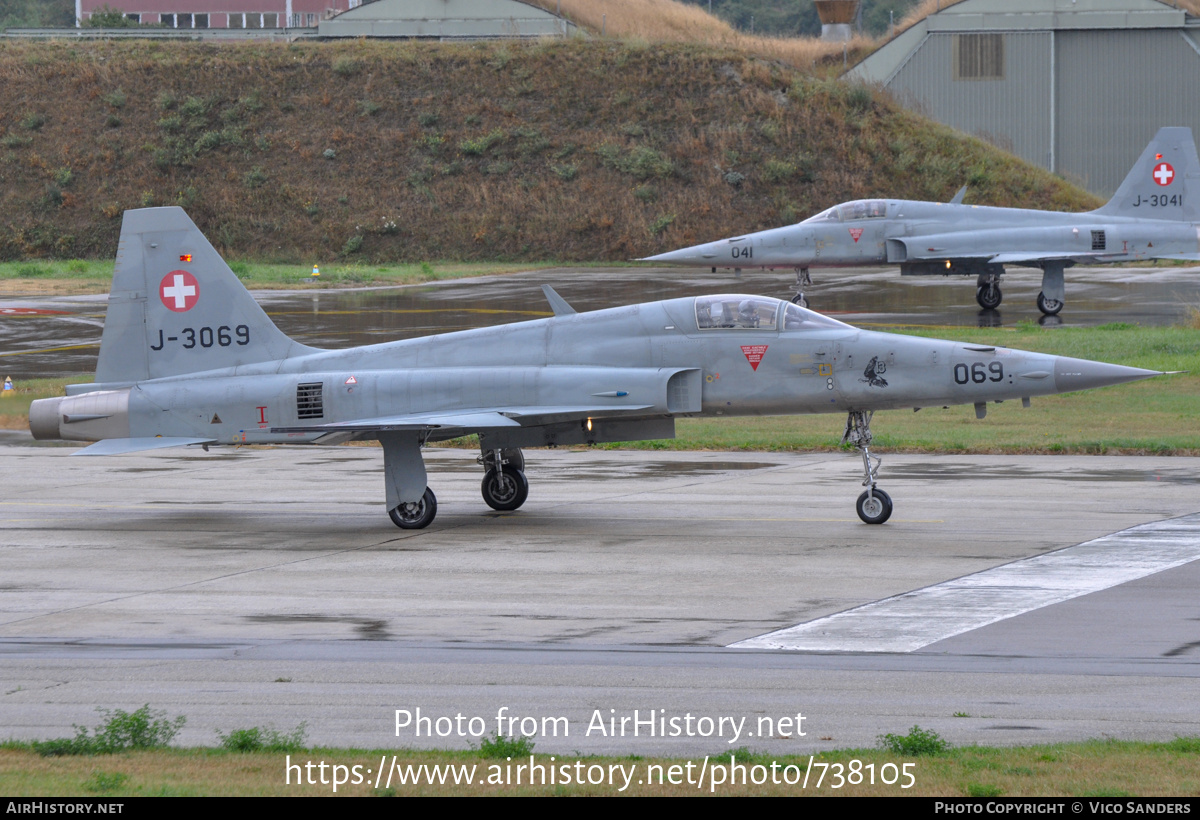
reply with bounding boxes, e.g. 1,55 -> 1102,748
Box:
0,39 -> 1096,265
0,258 -> 564,296
2,738 -> 1199,796
528,0 -> 878,69
5,323 -> 1198,454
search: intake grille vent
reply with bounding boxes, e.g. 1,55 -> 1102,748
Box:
297,382 -> 324,419
1091,230 -> 1106,251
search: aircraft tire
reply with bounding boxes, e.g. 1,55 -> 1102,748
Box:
790,294 -> 809,308
481,467 -> 529,511
1036,291 -> 1064,316
389,487 -> 437,529
856,489 -> 893,525
975,285 -> 1002,310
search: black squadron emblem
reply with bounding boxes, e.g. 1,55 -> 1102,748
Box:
861,356 -> 888,388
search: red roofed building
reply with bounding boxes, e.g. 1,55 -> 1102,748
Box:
75,0 -> 359,28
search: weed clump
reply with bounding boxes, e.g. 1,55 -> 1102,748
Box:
217,723 -> 307,753
32,705 -> 186,757
474,732 -> 535,758
877,725 -> 950,756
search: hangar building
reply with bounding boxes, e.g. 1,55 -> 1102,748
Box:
74,0 -> 576,39
847,0 -> 1200,196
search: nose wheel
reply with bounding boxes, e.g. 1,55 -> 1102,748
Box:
790,267 -> 812,308
843,410 -> 892,525
856,488 -> 893,525
479,448 -> 529,511
975,283 -> 1002,310
482,467 -> 529,511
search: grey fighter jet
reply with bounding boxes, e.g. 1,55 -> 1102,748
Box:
643,127 -> 1200,317
30,208 -> 1164,528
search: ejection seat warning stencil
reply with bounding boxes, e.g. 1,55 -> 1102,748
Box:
741,345 -> 768,371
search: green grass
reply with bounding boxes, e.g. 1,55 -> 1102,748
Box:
0,259 -> 576,292
2,737 -> 1199,796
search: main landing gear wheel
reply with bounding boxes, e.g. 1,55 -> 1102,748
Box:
389,487 -> 437,529
976,284 -> 1002,310
856,489 -> 893,525
1036,291 -> 1064,316
481,467 -> 529,511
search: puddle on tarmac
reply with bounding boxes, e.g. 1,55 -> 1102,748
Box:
243,614 -> 390,640
887,463 -> 1200,484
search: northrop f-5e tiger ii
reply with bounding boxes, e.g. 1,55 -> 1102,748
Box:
644,127 -> 1200,316
30,208 -> 1165,528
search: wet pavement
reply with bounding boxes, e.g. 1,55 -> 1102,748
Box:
1,264 -> 1198,379
2,447 -> 1199,751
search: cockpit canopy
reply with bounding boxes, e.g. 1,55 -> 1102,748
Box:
694,295 -> 851,332
802,199 -> 889,224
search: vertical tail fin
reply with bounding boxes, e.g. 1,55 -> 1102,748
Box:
95,207 -> 318,384
1093,127 -> 1200,222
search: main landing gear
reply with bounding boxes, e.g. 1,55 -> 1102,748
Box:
975,263 -> 1066,316
1037,261 -> 1066,316
843,410 -> 893,525
789,266 -> 812,308
479,447 -> 529,511
389,488 -> 437,529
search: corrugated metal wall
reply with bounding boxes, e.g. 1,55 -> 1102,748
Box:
1056,29 -> 1200,195
883,27 -> 1200,196
889,31 -> 1052,172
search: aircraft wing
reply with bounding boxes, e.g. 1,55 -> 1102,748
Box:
73,437 -> 217,456
986,251 -> 1115,265
271,405 -> 655,434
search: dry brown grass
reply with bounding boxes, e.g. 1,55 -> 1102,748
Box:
528,0 -> 875,69
0,39 -> 1097,264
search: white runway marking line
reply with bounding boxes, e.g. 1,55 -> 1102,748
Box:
730,513 -> 1200,653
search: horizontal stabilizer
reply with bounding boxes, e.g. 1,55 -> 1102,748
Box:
72,437 -> 216,456
542,285 -> 577,316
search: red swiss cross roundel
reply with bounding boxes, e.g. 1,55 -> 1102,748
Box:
1153,162 -> 1175,187
160,270 -> 200,312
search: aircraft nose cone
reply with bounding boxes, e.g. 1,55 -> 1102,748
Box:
1053,356 -> 1163,393
639,247 -> 701,264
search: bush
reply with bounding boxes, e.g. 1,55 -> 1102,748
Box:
459,129 -> 505,156
218,723 -> 307,753
85,5 -> 135,28
475,732 -> 534,758
877,725 -> 950,756
33,705 -> 185,757
332,57 -> 361,77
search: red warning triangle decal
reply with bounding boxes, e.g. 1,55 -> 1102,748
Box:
848,228 -> 864,243
740,345 -> 768,371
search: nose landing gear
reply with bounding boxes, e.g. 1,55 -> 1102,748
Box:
479,448 -> 529,511
843,410 -> 893,525
790,267 -> 812,308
